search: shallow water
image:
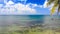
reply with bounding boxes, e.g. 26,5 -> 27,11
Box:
0,15 -> 60,34
0,15 -> 60,28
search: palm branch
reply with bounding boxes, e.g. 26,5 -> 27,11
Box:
47,0 -> 60,15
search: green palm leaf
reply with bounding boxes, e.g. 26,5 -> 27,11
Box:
47,0 -> 59,15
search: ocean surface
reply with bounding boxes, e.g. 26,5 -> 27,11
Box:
0,15 -> 60,26
0,15 -> 44,27
0,15 -> 60,34
0,15 -> 60,32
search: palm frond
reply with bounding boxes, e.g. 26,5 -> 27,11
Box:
50,0 -> 58,15
47,0 -> 55,7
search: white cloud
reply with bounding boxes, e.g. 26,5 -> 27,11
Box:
14,3 -> 36,14
4,0 -> 14,7
32,4 -> 43,8
43,0 -> 54,9
43,0 -> 48,8
26,3 -> 43,8
42,0 -> 53,8
25,3 -> 37,8
0,0 -> 36,15
6,0 -> 14,4
43,0 -> 55,10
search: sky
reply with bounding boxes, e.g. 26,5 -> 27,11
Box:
0,0 -> 52,15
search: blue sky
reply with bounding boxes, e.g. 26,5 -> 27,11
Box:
0,0 -> 50,15
9,0 -> 45,5
26,0 -> 45,5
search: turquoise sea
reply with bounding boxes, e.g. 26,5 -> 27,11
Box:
0,15 -> 60,34
0,15 -> 44,26
0,15 -> 60,25
0,15 -> 60,26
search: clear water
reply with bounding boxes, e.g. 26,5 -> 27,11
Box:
0,15 -> 60,34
